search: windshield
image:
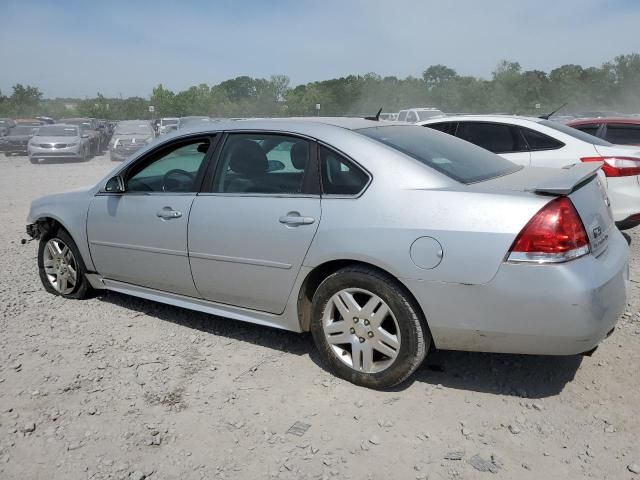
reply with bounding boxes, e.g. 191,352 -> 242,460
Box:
62,119 -> 93,129
36,126 -> 78,137
114,124 -> 153,135
417,110 -> 444,120
357,125 -> 522,184
541,120 -> 612,146
9,126 -> 37,135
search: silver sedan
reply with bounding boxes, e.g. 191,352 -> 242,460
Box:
26,118 -> 629,388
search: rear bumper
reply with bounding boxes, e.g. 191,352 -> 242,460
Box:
607,176 -> 640,224
404,229 -> 629,355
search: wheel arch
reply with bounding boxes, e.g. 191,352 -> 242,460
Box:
296,259 -> 433,344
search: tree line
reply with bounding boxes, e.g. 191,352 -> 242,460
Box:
1,53 -> 639,120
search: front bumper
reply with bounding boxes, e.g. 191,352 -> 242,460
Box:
30,145 -> 83,159
404,228 -> 629,355
1,144 -> 28,154
110,146 -> 144,161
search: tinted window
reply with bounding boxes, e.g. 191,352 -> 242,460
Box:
520,127 -> 564,151
213,134 -> 310,194
572,124 -> 600,137
540,120 -> 612,146
604,124 -> 640,145
320,146 -> 369,195
424,122 -> 455,134
126,139 -> 210,193
357,125 -> 521,184
456,122 -> 526,154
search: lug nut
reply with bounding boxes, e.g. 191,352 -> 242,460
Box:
359,337 -> 365,343
353,317 -> 359,323
350,328 -> 355,334
364,320 -> 370,326
367,331 -> 374,338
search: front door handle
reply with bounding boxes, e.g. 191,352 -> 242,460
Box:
157,207 -> 182,219
279,212 -> 315,226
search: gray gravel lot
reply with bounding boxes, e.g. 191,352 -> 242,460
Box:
0,152 -> 639,480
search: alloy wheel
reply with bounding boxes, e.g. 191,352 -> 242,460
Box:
42,238 -> 78,295
322,288 -> 401,374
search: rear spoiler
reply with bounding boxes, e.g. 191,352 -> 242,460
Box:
525,162 -> 602,195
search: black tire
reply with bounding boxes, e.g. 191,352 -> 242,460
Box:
310,265 -> 429,389
30,157 -> 39,164
37,228 -> 93,299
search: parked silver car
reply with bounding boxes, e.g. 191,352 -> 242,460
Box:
28,124 -> 90,164
109,120 -> 155,161
26,118 -> 628,388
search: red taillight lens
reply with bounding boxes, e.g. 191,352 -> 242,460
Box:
581,156 -> 640,177
508,197 -> 589,263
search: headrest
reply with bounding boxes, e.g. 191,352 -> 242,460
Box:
229,140 -> 268,176
290,142 -> 309,170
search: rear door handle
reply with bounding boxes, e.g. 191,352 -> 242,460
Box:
157,207 -> 182,219
279,212 -> 315,226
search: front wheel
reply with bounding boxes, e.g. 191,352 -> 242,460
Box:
38,229 -> 93,299
310,265 -> 429,389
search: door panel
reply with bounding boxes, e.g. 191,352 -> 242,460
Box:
88,195 -> 199,296
188,196 -> 320,313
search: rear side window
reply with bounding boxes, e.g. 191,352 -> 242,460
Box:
572,123 -> 601,137
456,122 -> 526,154
424,122 -> 456,135
604,124 -> 640,145
520,127 -> 564,151
357,125 -> 521,184
540,120 -> 612,146
320,146 -> 369,195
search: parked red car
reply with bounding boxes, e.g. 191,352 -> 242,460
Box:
567,117 -> 640,146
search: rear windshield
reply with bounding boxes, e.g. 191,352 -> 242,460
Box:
542,120 -> 612,146
357,125 -> 522,184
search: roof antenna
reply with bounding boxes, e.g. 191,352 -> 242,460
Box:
539,102 -> 567,120
365,107 -> 383,121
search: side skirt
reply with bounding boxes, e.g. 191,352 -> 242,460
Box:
87,275 -> 303,333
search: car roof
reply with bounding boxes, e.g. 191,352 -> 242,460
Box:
567,117 -> 640,126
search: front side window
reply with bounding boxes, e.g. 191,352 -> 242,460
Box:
520,127 -> 565,151
213,133 -> 311,194
320,146 -> 369,195
126,138 -> 211,193
456,122 -> 526,154
604,124 -> 640,145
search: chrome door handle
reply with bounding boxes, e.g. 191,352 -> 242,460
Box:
279,213 -> 315,226
157,208 -> 182,219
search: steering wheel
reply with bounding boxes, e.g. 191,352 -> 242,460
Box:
162,169 -> 195,192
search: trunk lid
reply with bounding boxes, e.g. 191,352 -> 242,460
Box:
478,164 -> 614,257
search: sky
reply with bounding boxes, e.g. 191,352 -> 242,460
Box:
1,0 -> 639,99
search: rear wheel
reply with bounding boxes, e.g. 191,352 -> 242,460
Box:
38,229 -> 93,299
310,265 -> 429,389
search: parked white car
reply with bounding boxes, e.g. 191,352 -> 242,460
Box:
397,108 -> 444,123
419,115 -> 640,229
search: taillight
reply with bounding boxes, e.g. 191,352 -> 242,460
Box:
507,197 -> 589,263
581,156 -> 640,177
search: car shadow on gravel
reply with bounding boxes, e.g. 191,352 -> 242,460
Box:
99,291 -> 583,398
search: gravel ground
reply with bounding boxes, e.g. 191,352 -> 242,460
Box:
0,152 -> 639,480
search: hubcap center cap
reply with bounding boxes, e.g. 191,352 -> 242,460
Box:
352,320 -> 371,339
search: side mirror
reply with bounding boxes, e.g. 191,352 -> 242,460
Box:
104,175 -> 125,193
